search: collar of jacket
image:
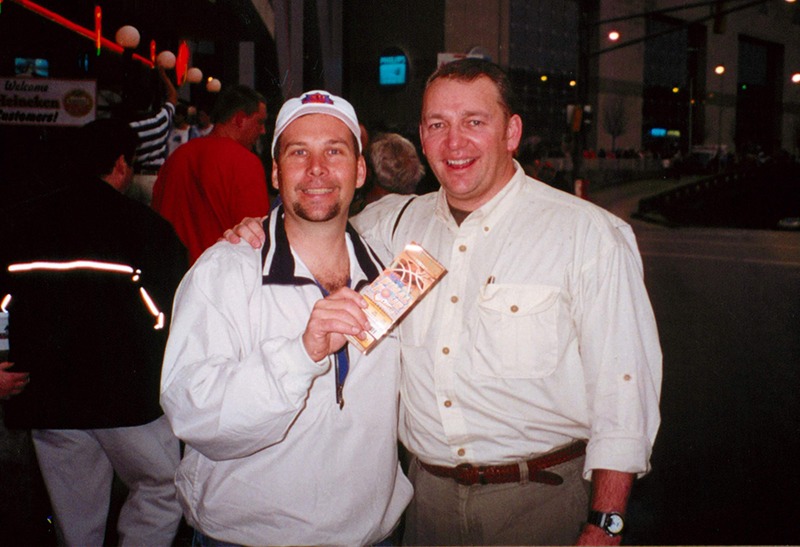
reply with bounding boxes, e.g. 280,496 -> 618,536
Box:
260,204 -> 384,292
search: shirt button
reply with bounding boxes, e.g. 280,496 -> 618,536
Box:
459,245 -> 467,252
451,295 -> 459,303
510,305 -> 519,313
457,448 -> 466,456
442,347 -> 450,355
484,226 -> 489,232
444,400 -> 452,408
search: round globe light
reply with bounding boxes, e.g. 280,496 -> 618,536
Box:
187,67 -> 204,83
157,51 -> 176,69
207,78 -> 222,92
115,25 -> 140,49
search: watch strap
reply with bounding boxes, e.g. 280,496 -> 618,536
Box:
587,510 -> 625,536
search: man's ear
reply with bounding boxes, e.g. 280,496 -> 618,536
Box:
113,155 -> 128,177
233,110 -> 246,127
102,155 -> 130,191
505,114 -> 523,153
271,160 -> 280,191
355,155 -> 367,189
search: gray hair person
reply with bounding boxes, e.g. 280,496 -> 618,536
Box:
369,132 -> 425,195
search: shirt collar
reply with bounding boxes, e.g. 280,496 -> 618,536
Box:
433,161 -> 527,234
261,204 -> 384,291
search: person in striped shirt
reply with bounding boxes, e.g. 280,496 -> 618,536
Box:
128,65 -> 179,174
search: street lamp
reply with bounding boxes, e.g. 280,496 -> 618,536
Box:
156,50 -> 176,69
115,26 -> 140,49
206,78 -> 221,92
187,67 -> 203,84
115,26 -> 139,98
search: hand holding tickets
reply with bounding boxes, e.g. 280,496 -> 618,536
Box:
345,242 -> 446,354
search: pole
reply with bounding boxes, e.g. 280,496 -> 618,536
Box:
717,73 -> 724,169
571,1 -> 590,195
688,77 -> 694,153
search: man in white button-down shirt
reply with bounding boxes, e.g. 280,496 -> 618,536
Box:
229,59 -> 661,546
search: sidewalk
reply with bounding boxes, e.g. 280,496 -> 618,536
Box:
588,175 -> 699,226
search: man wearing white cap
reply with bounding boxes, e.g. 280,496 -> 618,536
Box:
160,90 -> 412,546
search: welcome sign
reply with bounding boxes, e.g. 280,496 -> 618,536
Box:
0,78 -> 96,127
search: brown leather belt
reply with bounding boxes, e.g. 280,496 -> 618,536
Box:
419,440 -> 587,486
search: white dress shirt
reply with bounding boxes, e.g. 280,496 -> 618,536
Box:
160,211 -> 412,545
354,163 -> 662,480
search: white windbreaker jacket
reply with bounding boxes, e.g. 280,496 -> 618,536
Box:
161,208 -> 412,546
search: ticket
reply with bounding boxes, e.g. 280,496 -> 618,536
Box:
346,242 -> 446,354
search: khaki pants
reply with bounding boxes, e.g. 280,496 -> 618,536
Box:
403,455 -> 590,546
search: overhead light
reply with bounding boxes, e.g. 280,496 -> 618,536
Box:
157,50 -> 176,69
187,67 -> 203,83
115,26 -> 140,49
207,78 -> 221,92
608,31 -> 620,41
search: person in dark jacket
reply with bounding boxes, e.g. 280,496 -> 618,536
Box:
0,118 -> 188,547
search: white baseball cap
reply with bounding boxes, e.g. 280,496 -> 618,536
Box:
271,90 -> 362,157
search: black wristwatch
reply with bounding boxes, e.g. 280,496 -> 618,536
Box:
587,510 -> 625,537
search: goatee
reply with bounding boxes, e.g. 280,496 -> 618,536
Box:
292,202 -> 341,222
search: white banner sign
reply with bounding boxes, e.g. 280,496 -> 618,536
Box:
0,78 -> 97,127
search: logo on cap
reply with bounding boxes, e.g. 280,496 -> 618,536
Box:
301,92 -> 334,105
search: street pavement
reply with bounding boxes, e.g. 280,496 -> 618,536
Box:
591,178 -> 800,545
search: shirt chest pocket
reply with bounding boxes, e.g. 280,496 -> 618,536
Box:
472,284 -> 560,379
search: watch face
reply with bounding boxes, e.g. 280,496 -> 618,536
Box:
606,514 -> 624,534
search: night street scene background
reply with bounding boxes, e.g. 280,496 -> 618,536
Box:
1,0 -> 799,545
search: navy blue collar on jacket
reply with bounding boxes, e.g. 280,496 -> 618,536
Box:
260,204 -> 384,292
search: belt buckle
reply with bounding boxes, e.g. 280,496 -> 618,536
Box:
454,463 -> 487,485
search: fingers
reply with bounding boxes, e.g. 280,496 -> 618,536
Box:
8,377 -> 28,393
221,228 -> 240,244
302,291 -> 371,361
242,217 -> 267,248
10,372 -> 30,383
224,217 -> 268,249
0,366 -> 29,399
326,287 -> 369,309
319,289 -> 370,329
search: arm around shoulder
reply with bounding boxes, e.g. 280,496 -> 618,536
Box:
351,193 -> 417,262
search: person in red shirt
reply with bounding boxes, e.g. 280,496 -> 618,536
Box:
152,85 -> 270,263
